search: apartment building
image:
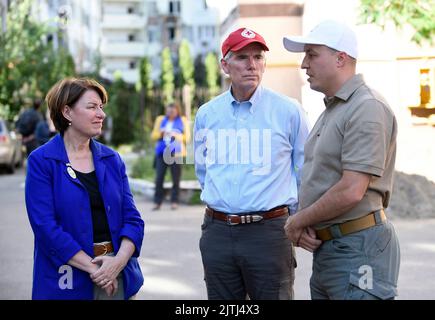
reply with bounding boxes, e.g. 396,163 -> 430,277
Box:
34,0 -> 100,74
99,0 -> 147,84
145,0 -> 220,82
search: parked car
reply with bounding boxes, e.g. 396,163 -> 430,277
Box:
0,118 -> 24,173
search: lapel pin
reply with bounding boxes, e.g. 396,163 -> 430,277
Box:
66,163 -> 76,179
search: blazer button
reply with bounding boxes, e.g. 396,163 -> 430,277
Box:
107,205 -> 111,212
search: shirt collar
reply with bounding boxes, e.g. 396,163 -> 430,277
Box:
229,85 -> 262,114
323,74 -> 365,108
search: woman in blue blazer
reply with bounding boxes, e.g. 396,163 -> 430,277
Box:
25,78 -> 145,300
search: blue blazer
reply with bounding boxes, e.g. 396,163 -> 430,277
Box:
25,134 -> 145,300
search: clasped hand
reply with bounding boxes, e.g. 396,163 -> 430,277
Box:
284,215 -> 322,252
90,255 -> 126,297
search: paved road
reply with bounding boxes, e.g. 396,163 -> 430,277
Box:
1,168 -> 434,299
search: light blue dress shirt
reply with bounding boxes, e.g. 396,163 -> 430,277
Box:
194,85 -> 309,214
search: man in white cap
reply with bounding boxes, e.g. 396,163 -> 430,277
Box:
194,27 -> 309,299
282,20 -> 400,300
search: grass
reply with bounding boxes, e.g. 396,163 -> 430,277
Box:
130,153 -> 197,182
131,153 -> 203,205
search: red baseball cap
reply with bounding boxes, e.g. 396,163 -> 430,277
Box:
221,28 -> 269,58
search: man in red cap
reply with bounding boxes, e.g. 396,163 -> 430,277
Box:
193,27 -> 309,299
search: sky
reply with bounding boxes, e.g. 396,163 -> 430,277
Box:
206,0 -> 237,22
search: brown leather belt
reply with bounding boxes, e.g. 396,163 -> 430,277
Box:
93,242 -> 114,257
206,206 -> 288,226
316,210 -> 387,241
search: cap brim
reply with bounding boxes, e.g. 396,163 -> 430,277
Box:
283,36 -> 325,52
231,39 -> 269,53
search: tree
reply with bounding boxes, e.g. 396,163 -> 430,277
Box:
106,72 -> 138,146
0,0 -> 76,121
137,56 -> 153,146
359,0 -> 435,46
178,39 -> 195,95
194,54 -> 206,87
205,52 -> 220,98
160,47 -> 175,105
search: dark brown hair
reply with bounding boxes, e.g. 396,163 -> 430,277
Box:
45,77 -> 108,133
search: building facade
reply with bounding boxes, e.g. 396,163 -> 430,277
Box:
99,0 -> 147,84
145,0 -> 220,82
219,0 -> 305,101
35,0 -> 101,75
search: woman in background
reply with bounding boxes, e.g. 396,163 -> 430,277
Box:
151,102 -> 190,210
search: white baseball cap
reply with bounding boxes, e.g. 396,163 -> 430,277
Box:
283,20 -> 358,59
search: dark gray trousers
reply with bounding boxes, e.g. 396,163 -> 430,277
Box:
199,213 -> 295,300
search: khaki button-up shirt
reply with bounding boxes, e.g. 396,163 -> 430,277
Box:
299,74 -> 397,229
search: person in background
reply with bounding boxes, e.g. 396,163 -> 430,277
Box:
151,102 -> 190,211
25,77 -> 145,300
34,112 -> 51,146
16,99 -> 43,157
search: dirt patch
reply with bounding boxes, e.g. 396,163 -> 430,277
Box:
388,171 -> 435,219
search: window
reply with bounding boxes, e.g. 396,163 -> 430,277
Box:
128,34 -> 135,42
148,1 -> 158,15
127,7 -> 134,14
129,61 -> 136,69
148,29 -> 157,43
169,1 -> 181,15
168,27 -> 176,41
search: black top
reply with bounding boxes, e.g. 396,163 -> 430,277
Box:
74,170 -> 112,243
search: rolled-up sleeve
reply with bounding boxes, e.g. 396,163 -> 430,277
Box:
25,154 -> 82,267
118,156 -> 144,257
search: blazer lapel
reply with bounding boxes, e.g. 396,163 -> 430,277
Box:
91,139 -> 107,197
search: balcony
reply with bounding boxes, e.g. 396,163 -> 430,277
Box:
101,14 -> 146,29
101,41 -> 146,57
100,68 -> 139,85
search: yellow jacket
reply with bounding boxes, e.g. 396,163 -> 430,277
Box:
151,115 -> 191,157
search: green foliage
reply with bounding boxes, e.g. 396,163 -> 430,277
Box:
178,39 -> 195,93
131,153 -> 155,181
105,74 -> 139,146
161,47 -> 175,105
136,56 -> 154,147
0,0 -> 76,121
131,155 -> 197,182
359,0 -> 435,46
194,54 -> 207,87
138,57 -> 153,94
188,190 -> 203,205
205,52 -> 220,98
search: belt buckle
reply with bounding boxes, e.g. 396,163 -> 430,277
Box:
95,243 -> 108,256
226,214 -> 240,226
101,244 -> 108,256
